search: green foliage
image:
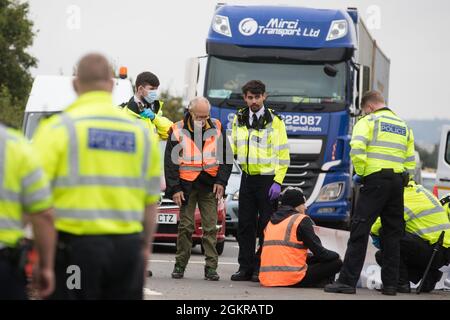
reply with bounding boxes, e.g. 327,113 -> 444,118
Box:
0,0 -> 37,129
159,90 -> 185,122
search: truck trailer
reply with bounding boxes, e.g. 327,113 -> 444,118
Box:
184,4 -> 390,228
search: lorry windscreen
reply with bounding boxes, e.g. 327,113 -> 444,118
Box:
206,56 -> 346,110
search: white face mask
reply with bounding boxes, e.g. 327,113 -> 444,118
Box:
143,89 -> 158,104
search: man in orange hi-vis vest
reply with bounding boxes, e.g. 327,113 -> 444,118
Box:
164,97 -> 232,281
260,188 -> 342,287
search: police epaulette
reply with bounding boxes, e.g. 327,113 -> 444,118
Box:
268,108 -> 281,120
440,195 -> 450,206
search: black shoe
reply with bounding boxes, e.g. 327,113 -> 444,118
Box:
147,270 -> 153,277
324,281 -> 356,294
230,270 -> 253,281
251,270 -> 259,282
204,267 -> 220,281
381,286 -> 397,296
171,264 -> 185,279
397,283 -> 411,294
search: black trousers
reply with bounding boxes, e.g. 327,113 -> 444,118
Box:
237,173 -> 275,273
376,232 -> 449,291
339,170 -> 405,287
0,255 -> 27,300
293,256 -> 343,288
50,232 -> 145,300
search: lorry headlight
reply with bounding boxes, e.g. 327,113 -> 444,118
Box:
212,15 -> 232,37
326,20 -> 348,41
317,182 -> 344,202
232,191 -> 239,201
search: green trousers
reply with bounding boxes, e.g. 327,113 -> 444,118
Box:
175,189 -> 218,269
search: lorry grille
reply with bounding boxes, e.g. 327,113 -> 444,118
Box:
283,154 -> 322,200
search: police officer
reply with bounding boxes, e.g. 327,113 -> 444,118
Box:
230,80 -> 290,282
121,71 -> 173,140
165,97 -> 232,280
33,53 -> 161,299
325,90 -> 416,295
441,193 -> 450,219
371,181 -> 450,293
0,125 -> 56,299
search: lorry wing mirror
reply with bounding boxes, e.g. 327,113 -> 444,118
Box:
324,64 -> 338,77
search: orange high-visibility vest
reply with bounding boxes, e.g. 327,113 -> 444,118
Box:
260,213 -> 308,287
171,119 -> 221,181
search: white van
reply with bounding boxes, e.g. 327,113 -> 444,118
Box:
435,125 -> 450,198
23,75 -> 133,138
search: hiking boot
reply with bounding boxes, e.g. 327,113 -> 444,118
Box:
204,267 -> 220,281
171,264 -> 185,279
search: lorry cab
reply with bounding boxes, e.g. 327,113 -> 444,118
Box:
435,125 -> 450,198
184,4 -> 390,228
23,75 -> 133,138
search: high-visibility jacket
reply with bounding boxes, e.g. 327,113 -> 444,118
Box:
260,213 -> 308,286
371,181 -> 450,248
350,108 -> 415,177
231,107 -> 290,185
122,99 -> 173,140
440,193 -> 450,220
0,125 -> 52,248
33,91 -> 161,235
171,119 -> 221,181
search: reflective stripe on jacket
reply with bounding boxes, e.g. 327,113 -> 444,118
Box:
260,213 -> 308,286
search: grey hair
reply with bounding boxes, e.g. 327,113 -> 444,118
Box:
188,97 -> 211,112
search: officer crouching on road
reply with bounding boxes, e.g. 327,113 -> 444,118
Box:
371,181 -> 450,293
325,90 -> 416,296
260,188 -> 342,288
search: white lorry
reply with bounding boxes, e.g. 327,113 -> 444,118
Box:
22,75 -> 133,138
435,125 -> 450,198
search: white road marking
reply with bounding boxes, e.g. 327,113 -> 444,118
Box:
150,259 -> 238,266
143,288 -> 163,296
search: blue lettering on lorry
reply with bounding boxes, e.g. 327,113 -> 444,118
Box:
189,4 -> 390,227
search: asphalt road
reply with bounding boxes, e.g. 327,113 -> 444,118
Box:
144,237 -> 450,300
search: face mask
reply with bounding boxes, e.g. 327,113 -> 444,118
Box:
193,120 -> 204,128
143,89 -> 158,104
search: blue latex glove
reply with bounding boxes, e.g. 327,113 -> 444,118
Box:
352,174 -> 362,185
371,235 -> 381,249
268,183 -> 281,201
140,108 -> 155,120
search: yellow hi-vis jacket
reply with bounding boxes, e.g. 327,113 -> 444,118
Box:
33,91 -> 161,235
350,108 -> 415,177
371,181 -> 450,248
440,194 -> 450,220
122,100 -> 172,140
231,107 -> 290,185
0,125 -> 52,248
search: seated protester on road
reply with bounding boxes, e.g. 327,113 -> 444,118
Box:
260,188 -> 342,288
371,181 -> 450,293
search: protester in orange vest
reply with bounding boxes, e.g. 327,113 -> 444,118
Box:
260,188 -> 342,287
164,97 -> 232,280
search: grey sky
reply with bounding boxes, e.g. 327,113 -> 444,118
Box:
27,0 -> 450,119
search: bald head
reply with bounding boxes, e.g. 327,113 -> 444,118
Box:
188,97 -> 211,127
73,53 -> 114,95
